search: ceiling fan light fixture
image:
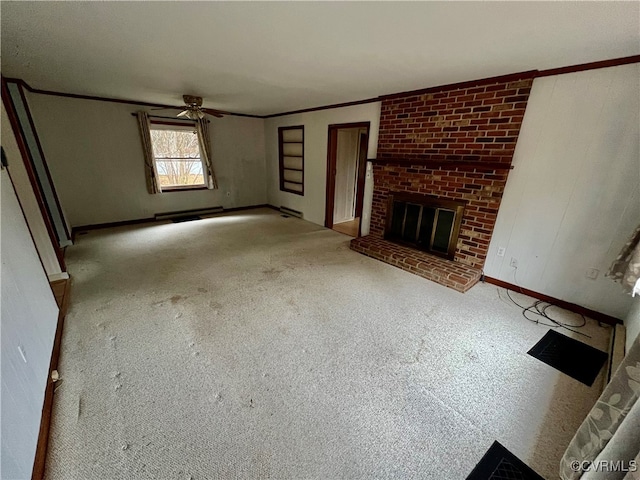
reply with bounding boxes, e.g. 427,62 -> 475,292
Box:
160,94 -> 219,120
182,95 -> 203,107
176,108 -> 205,120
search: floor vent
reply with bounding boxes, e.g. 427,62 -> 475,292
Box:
280,206 -> 303,218
155,206 -> 223,220
528,330 -> 607,386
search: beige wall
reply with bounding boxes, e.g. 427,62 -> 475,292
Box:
1,103 -> 62,275
484,64 -> 640,319
26,93 -> 267,227
265,103 -> 381,231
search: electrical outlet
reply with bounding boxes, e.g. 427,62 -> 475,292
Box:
510,257 -> 518,268
586,268 -> 599,280
496,247 -> 506,257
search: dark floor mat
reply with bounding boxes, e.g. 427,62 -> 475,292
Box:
172,215 -> 202,223
466,441 -> 544,480
528,329 -> 607,386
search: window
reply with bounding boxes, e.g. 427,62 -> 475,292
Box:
279,126 -> 304,195
149,122 -> 206,191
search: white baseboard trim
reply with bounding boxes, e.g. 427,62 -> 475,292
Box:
48,272 -> 70,282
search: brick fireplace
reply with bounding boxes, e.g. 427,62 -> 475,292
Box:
351,74 -> 534,292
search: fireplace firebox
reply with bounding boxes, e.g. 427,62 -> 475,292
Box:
384,192 -> 466,260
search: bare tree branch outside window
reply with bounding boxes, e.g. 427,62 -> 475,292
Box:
150,129 -> 205,187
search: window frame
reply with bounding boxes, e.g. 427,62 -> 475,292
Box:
149,120 -> 207,193
278,125 -> 305,196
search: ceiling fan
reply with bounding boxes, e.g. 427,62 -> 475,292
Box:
154,95 -> 225,119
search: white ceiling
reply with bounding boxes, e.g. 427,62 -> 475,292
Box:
1,2 -> 638,116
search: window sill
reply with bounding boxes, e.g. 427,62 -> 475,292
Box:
161,186 -> 209,193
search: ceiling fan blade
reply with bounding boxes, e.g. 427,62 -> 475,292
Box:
150,105 -> 183,111
202,108 -> 224,118
148,101 -> 223,119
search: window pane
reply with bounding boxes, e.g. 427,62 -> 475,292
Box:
402,203 -> 421,242
418,207 -> 436,247
432,209 -> 455,253
150,129 -> 205,187
390,202 -> 405,238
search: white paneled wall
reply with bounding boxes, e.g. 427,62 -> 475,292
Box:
1,170 -> 59,479
485,64 -> 640,319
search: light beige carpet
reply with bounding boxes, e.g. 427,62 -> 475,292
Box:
46,208 -> 610,479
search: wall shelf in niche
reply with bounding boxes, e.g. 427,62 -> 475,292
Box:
278,126 -> 305,195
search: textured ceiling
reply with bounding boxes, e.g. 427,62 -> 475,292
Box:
1,2 -> 638,116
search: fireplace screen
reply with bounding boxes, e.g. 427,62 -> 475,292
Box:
385,192 -> 465,260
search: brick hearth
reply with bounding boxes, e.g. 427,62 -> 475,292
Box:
351,236 -> 481,292
351,74 -> 534,291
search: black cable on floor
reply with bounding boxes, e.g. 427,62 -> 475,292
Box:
503,288 -> 591,338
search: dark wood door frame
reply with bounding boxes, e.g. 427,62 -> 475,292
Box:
324,122 -> 370,235
354,131 -> 368,220
1,76 -> 66,270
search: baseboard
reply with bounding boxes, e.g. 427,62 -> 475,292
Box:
47,272 -> 69,282
154,206 -> 224,220
483,276 -> 622,326
33,277 -> 71,480
72,204 -> 275,235
278,206 -> 304,218
221,204 -> 270,213
72,217 -> 156,236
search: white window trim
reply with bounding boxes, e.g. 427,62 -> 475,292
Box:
149,122 -> 208,191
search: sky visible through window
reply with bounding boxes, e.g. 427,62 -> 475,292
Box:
150,128 -> 204,187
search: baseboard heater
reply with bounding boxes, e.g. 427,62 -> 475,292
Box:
280,206 -> 303,218
155,206 -> 223,220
